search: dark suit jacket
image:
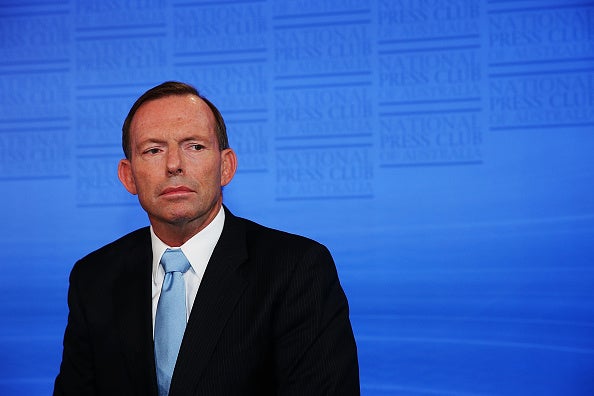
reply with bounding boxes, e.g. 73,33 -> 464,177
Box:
54,207 -> 359,395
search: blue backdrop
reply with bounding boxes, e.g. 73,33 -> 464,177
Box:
1,0 -> 594,395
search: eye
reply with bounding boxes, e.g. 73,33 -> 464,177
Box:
143,147 -> 161,155
190,144 -> 205,151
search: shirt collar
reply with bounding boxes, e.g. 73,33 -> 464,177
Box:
151,206 -> 225,283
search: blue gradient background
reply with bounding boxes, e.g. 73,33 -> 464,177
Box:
1,0 -> 594,395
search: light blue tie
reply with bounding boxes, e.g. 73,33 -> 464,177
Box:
155,248 -> 191,396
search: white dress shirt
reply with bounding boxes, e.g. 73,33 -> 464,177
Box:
150,206 -> 225,336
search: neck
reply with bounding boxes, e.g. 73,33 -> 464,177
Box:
151,204 -> 222,247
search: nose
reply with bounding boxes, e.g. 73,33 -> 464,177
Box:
166,146 -> 184,175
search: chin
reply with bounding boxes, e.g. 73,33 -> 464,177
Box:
167,214 -> 197,225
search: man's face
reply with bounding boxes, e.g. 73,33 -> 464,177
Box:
118,94 -> 236,237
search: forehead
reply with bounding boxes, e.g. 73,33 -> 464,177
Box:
130,94 -> 216,139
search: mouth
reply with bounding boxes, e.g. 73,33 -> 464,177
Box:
160,186 -> 194,196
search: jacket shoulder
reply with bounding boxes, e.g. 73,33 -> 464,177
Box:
239,216 -> 324,249
70,227 -> 151,280
231,215 -> 333,268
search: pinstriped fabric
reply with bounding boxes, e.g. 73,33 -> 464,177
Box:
55,210 -> 359,395
169,213 -> 359,395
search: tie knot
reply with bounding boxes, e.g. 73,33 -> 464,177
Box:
160,248 -> 191,274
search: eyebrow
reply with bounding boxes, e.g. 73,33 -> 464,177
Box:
136,135 -> 210,148
136,138 -> 166,148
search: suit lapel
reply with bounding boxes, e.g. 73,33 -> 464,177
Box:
170,209 -> 249,394
112,228 -> 159,396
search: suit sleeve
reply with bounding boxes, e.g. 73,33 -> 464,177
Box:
273,243 -> 360,396
53,263 -> 96,396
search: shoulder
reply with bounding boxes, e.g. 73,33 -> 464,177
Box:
226,212 -> 335,274
78,227 -> 151,263
232,212 -> 327,253
70,227 -> 151,281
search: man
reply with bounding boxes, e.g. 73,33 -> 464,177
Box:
54,81 -> 359,395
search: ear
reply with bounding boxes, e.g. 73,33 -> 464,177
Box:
220,148 -> 237,187
118,159 -> 138,195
